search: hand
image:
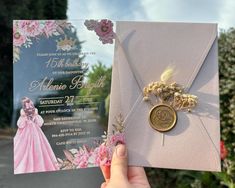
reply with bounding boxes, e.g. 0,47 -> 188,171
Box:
100,144 -> 151,188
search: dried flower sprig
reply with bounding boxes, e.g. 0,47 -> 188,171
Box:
143,81 -> 183,102
112,113 -> 125,133
173,93 -> 198,112
143,68 -> 198,112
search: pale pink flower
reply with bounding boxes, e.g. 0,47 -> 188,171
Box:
95,19 -> 113,37
99,32 -> 115,44
13,27 -> 27,47
43,20 -> 58,37
18,20 -> 42,37
73,146 -> 91,168
94,19 -> 115,44
93,144 -> 112,166
63,150 -> 74,163
108,133 -> 125,146
84,20 -> 98,30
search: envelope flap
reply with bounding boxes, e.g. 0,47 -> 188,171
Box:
116,21 -> 217,90
111,21 -> 220,171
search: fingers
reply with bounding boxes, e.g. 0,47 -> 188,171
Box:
128,167 -> 150,187
128,166 -> 148,179
100,182 -> 107,188
100,165 -> 110,181
110,144 -> 128,180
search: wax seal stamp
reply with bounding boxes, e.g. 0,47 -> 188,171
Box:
143,68 -> 198,132
149,104 -> 177,132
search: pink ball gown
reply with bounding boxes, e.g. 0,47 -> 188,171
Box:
14,109 -> 59,174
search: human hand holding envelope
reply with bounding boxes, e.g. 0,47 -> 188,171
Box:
108,21 -> 221,171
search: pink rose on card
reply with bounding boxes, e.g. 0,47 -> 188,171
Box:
109,133 -> 125,146
73,147 -> 91,168
95,19 -> 113,37
95,19 -> 115,44
84,19 -> 115,44
43,20 -> 58,37
93,144 -> 112,166
13,27 -> 27,47
18,20 -> 42,37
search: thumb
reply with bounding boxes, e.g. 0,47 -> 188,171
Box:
110,144 -> 128,180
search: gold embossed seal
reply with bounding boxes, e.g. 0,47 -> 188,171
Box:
149,104 -> 177,132
143,68 -> 198,132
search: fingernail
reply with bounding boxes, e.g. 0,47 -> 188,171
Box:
116,144 -> 127,157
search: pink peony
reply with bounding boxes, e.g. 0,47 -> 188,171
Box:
93,144 -> 112,166
94,19 -> 115,44
73,147 -> 91,168
18,20 -> 42,37
220,141 -> 228,160
43,20 -> 58,37
95,19 -> 113,37
108,133 -> 125,146
99,32 -> 115,44
13,27 -> 27,47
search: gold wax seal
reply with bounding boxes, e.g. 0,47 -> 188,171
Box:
149,104 -> 177,132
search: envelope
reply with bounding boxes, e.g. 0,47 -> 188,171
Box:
108,21 -> 221,171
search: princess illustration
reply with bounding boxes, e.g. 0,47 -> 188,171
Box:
14,97 -> 59,174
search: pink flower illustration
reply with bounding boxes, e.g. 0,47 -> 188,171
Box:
84,19 -> 115,44
73,147 -> 91,168
43,20 -> 58,37
95,19 -> 113,37
95,19 -> 115,44
100,32 -> 115,44
13,27 -> 27,47
13,20 -> 72,63
18,20 -> 42,37
108,133 -> 125,146
93,144 -> 112,166
84,20 -> 98,31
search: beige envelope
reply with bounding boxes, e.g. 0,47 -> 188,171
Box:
108,21 -> 221,171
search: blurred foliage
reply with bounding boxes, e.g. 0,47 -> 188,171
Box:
219,28 -> 235,150
0,0 -> 67,128
79,61 -> 112,102
217,28 -> 235,188
79,62 -> 112,126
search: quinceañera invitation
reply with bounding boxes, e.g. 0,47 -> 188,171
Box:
13,20 -> 118,174
13,20 -> 221,174
108,21 -> 221,171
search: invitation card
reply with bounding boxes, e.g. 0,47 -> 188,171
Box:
13,19 -> 221,174
108,21 -> 221,171
13,20 -> 115,174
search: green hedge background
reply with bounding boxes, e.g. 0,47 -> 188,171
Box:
0,0 -> 234,187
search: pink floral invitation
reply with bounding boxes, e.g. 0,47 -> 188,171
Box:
13,20 -> 121,174
13,20 -> 221,174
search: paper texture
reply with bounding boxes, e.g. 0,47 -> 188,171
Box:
108,21 -> 221,171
